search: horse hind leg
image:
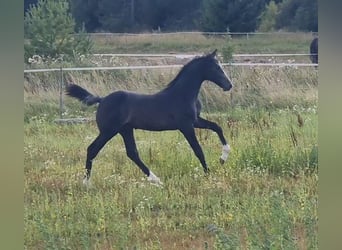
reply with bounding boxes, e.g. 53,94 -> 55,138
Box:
120,127 -> 163,186
83,130 -> 117,185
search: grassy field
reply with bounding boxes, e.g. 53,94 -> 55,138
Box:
89,32 -> 314,54
25,32 -> 315,69
24,33 -> 318,249
24,109 -> 318,249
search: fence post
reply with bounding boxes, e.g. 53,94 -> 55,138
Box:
228,64 -> 234,107
59,67 -> 64,119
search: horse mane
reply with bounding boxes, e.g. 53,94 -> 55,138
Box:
165,55 -> 205,89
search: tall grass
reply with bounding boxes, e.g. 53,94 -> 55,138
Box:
24,65 -> 317,121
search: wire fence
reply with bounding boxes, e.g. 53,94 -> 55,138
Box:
90,53 -> 316,59
24,56 -> 318,73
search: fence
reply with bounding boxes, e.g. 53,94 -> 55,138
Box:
85,31 -> 318,40
91,53 -> 316,59
24,55 -> 318,122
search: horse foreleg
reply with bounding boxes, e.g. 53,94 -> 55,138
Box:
120,128 -> 162,186
180,126 -> 209,173
194,117 -> 231,164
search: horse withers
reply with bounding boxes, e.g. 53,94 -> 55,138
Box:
66,50 -> 233,186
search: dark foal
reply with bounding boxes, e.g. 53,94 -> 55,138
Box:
66,50 -> 233,185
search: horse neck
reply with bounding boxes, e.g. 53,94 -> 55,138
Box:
164,65 -> 204,101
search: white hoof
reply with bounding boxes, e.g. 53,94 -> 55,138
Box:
220,144 -> 231,163
82,177 -> 91,187
147,171 -> 163,186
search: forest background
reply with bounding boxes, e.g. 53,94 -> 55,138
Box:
24,0 -> 318,34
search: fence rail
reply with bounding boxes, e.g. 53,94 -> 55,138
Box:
91,53 -> 315,58
24,62 -> 318,74
85,31 -> 318,37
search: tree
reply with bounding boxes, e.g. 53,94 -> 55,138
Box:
134,0 -> 201,31
292,0 -> 317,31
258,1 -> 279,32
276,0 -> 317,31
24,0 -> 93,62
200,0 -> 266,32
68,0 -> 202,32
135,0 -> 176,30
95,0 -> 132,32
69,0 -> 100,32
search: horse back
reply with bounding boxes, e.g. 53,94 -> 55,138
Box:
95,90 -> 201,131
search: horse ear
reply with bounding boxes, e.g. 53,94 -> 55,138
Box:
209,49 -> 218,58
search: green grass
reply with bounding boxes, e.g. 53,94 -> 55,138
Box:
25,32 -> 315,71
24,32 -> 318,249
24,106 -> 317,249
90,32 -> 314,54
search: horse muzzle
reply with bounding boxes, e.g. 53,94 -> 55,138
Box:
223,84 -> 232,91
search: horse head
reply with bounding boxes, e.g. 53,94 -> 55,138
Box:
203,49 -> 233,91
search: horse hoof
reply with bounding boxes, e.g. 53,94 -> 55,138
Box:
204,168 -> 210,175
147,171 -> 163,186
220,145 -> 230,164
82,178 -> 91,187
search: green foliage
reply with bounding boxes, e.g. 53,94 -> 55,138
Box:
69,0 -> 99,31
292,0 -> 318,31
72,25 -> 93,57
68,0 -> 202,32
258,1 -> 279,32
135,0 -> 201,31
221,38 -> 235,63
96,0 -> 133,32
276,0 -> 318,31
31,0 -> 319,33
208,225 -> 239,249
200,0 -> 267,32
24,0 -> 93,63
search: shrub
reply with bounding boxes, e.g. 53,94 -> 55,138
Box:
24,0 -> 93,63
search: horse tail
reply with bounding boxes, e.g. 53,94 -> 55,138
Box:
66,84 -> 102,106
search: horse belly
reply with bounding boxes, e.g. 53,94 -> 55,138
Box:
127,96 -> 193,131
130,112 -> 179,131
